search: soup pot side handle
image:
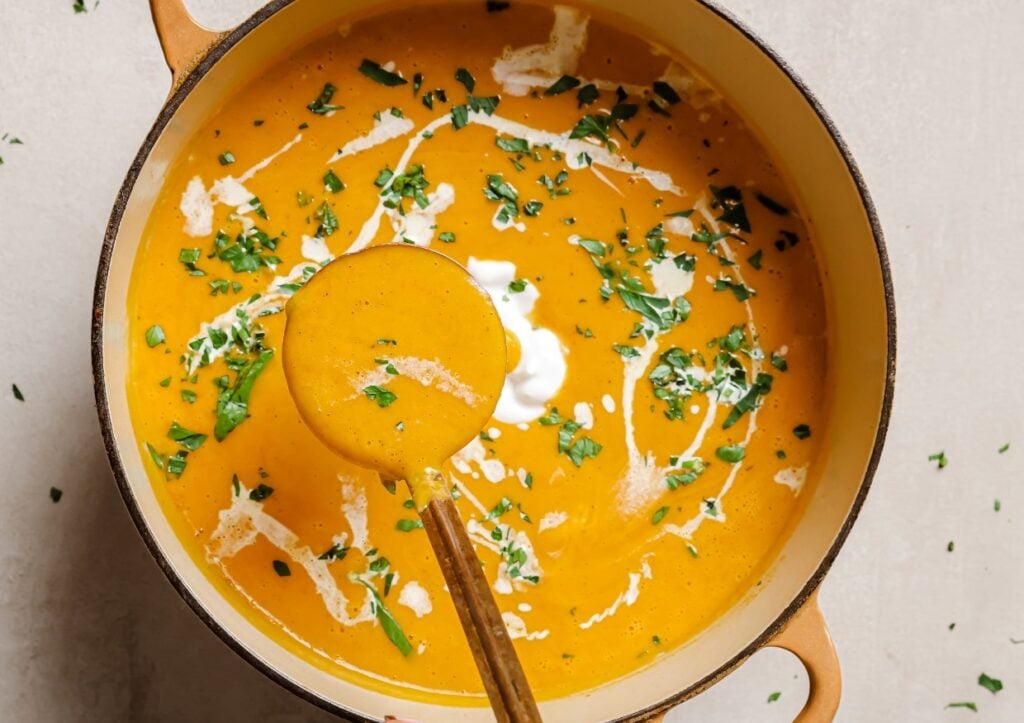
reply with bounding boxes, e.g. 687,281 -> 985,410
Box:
766,590 -> 842,722
149,0 -> 225,88
644,591 -> 841,723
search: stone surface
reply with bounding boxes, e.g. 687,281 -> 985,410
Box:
0,1 -> 1020,721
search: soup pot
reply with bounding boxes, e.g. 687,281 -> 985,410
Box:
92,0 -> 896,720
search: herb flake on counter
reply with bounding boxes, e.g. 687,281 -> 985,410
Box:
50,487 -> 63,503
767,691 -> 781,703
929,451 -> 948,469
272,560 -> 291,577
73,0 -> 97,13
945,702 -> 977,712
978,673 -> 1002,694
947,540 -> 955,552
998,443 -> 1010,453
11,384 -> 24,401
359,59 -> 408,86
145,325 -> 166,348
364,385 -> 398,408
994,499 -> 1001,512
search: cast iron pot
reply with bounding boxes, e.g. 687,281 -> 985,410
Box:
92,0 -> 896,720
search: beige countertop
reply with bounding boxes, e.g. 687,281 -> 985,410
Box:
1,1 -> 1020,720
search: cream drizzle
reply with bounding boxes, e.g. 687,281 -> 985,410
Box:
578,558 -> 652,629
351,354 -> 479,406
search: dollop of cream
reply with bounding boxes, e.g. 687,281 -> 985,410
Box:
774,465 -> 807,493
398,581 -> 433,618
467,258 -> 567,424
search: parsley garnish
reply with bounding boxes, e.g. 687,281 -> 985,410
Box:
315,201 -> 339,236
710,185 -> 751,232
998,443 -> 1010,454
11,384 -> 24,401
357,579 -> 414,656
577,83 -> 599,107
496,136 -> 530,153
767,692 -> 781,703
50,487 -> 63,503
214,349 -> 274,441
145,325 -> 165,348
945,702 -> 977,712
508,279 -> 527,294
747,249 -> 763,270
249,483 -> 274,502
272,560 -> 291,577
323,170 -> 344,193
651,506 -> 669,525
307,83 -> 341,114
652,81 -> 681,105
451,104 -> 470,129
715,444 -> 745,463
454,67 -> 475,92
929,451 -> 948,469
545,75 -> 580,95
396,519 -> 424,532
364,385 -> 397,408
218,152 -> 235,166
438,231 -> 456,243
178,248 -> 204,276
723,373 -> 773,429
793,424 -> 811,440
756,192 -> 790,216
318,544 -> 349,561
167,422 -> 207,452
358,59 -> 408,86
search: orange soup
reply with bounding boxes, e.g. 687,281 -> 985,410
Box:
126,0 -> 829,705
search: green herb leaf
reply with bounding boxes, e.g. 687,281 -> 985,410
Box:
652,506 -> 669,524
438,231 -> 456,243
945,702 -> 977,712
723,373 -> 774,430
928,450 -> 948,469
793,424 -> 812,440
214,349 -> 274,441
567,437 -> 602,467
523,200 -> 544,216
545,75 -> 580,95
396,518 -> 424,532
577,83 -> 599,107
307,83 -> 341,114
11,384 -> 24,401
454,67 -> 476,92
272,560 -> 291,577
168,422 -> 207,452
145,325 -> 166,348
508,279 -> 527,294
767,692 -> 781,703
998,443 -> 1010,454
358,579 -> 413,656
249,483 -> 275,502
715,444 -> 745,463
451,104 -> 469,130
496,136 -> 530,154
318,544 -> 350,561
50,487 -> 63,503
358,59 -> 408,86
653,81 -> 682,105
323,170 -> 345,193
747,249 -> 763,270
364,385 -> 398,408
756,192 -> 790,216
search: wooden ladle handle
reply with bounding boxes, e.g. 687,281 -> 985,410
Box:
420,491 -> 541,722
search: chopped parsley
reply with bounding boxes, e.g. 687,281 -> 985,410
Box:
793,424 -> 811,440
145,325 -> 165,348
307,83 -> 341,114
323,170 -> 345,193
577,83 -> 599,107
929,450 -> 948,469
569,103 -> 638,147
50,487 -> 63,503
756,192 -> 790,216
747,249 -> 763,270
438,231 -> 456,243
363,385 -> 398,408
508,279 -> 527,294
357,579 -> 413,656
998,443 -> 1010,454
11,384 -> 24,401
723,373 -> 773,429
545,74 -> 580,96
249,483 -> 274,502
317,544 -> 349,562
651,506 -> 669,525
715,444 -> 745,463
652,81 -> 682,105
396,518 -> 424,532
496,136 -> 531,154
945,702 -> 977,712
214,348 -> 274,441
315,201 -> 339,236
167,422 -> 207,452
213,228 -> 281,273
712,276 -> 756,302
178,247 -> 204,275
272,560 -> 291,577
710,185 -> 751,233
217,151 -> 235,166
454,67 -> 475,92
451,104 -> 470,129
358,59 -> 408,86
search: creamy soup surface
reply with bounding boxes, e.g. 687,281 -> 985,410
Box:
127,0 -> 830,704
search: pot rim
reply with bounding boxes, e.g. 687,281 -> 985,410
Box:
90,1 -> 897,720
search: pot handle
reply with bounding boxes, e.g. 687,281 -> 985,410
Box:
644,590 -> 841,723
766,590 -> 842,722
149,0 -> 223,87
